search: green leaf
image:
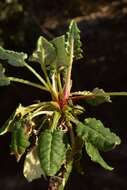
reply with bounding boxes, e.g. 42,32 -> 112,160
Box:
0,46 -> 27,67
31,36 -> 56,75
73,105 -> 85,114
23,147 -> 46,182
85,141 -> 113,171
87,88 -> 112,106
71,90 -> 93,96
71,104 -> 85,116
0,64 -> 10,86
10,120 -> 30,161
66,20 -> 83,60
71,88 -> 111,106
51,35 -> 69,77
38,129 -> 66,176
75,118 -> 121,151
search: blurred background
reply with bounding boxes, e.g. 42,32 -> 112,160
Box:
0,0 -> 127,189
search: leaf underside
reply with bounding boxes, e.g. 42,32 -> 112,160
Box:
31,36 -> 56,76
87,88 -> 112,106
51,35 -> 69,78
0,64 -> 10,86
71,88 -> 111,106
23,147 -> 45,182
0,46 -> 27,67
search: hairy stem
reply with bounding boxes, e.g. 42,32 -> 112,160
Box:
71,91 -> 127,101
23,62 -> 49,90
51,74 -> 59,100
24,62 -> 58,100
57,73 -> 63,95
106,92 -> 127,96
30,111 -> 53,119
63,39 -> 74,104
67,120 -> 75,149
8,77 -> 48,91
51,111 -> 61,131
39,50 -> 56,97
41,62 -> 59,100
58,161 -> 73,190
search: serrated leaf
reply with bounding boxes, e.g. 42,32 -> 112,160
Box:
73,104 -> 85,116
85,141 -> 113,171
0,64 -> 10,86
71,88 -> 111,106
65,104 -> 85,118
38,129 -> 66,176
31,36 -> 56,76
71,90 -> 93,97
23,147 -> 46,182
66,20 -> 83,60
0,46 -> 27,67
87,88 -> 112,106
10,120 -> 30,161
75,118 -> 121,151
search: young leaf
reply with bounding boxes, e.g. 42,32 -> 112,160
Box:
10,120 -> 30,161
23,147 -> 46,182
0,64 -> 10,86
71,88 -> 111,105
31,36 -> 56,75
71,104 -> 85,116
0,46 -> 27,67
66,20 -> 83,60
86,88 -> 112,106
38,129 -> 66,176
51,35 -> 69,77
75,118 -> 121,151
85,141 -> 113,171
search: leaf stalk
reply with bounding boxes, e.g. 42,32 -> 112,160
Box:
8,77 -> 48,91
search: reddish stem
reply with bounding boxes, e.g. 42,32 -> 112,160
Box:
71,95 -> 95,101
